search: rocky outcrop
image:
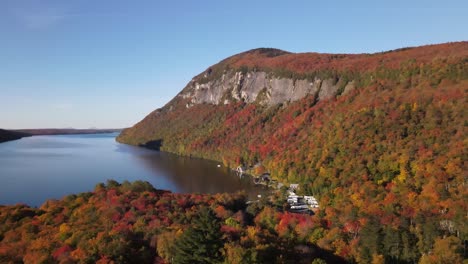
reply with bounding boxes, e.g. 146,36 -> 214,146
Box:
179,70 -> 351,108
165,42 -> 468,109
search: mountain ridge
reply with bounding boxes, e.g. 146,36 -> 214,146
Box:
118,41 -> 467,149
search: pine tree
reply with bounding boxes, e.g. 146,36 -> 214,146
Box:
173,207 -> 223,264
359,217 -> 382,263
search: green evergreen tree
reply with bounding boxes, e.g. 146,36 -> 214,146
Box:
382,227 -> 401,262
173,207 -> 223,264
398,228 -> 420,263
359,217 -> 382,263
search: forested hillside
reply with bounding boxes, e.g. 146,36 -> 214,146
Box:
0,181 -> 343,263
117,42 -> 467,263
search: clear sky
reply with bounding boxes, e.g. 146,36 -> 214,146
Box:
1,0 -> 467,129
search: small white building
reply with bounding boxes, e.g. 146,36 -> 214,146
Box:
304,196 -> 319,208
303,196 -> 318,204
285,185 -> 319,210
287,195 -> 300,204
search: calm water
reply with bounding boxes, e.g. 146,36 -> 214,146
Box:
0,133 -> 264,206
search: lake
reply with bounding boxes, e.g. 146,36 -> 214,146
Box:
0,133 -> 264,206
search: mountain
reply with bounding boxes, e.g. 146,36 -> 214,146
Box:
118,42 -> 466,170
118,42 -> 467,262
0,129 -> 30,143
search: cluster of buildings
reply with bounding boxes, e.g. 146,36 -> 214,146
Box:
249,171 -> 320,214
286,184 -> 319,213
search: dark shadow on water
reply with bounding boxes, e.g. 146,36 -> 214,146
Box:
128,148 -> 267,199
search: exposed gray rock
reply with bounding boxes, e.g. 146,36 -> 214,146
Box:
318,79 -> 339,101
179,70 -> 355,107
240,72 -> 267,103
269,78 -> 294,105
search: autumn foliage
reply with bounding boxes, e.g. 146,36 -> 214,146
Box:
0,181 -> 337,263
117,42 -> 468,263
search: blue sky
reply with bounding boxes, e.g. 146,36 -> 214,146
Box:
1,0 -> 467,129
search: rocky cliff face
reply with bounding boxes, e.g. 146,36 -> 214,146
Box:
159,42 -> 468,112
179,70 -> 355,107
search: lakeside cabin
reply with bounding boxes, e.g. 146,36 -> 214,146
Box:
287,195 -> 319,208
248,176 -> 319,213
287,194 -> 301,204
236,166 -> 246,175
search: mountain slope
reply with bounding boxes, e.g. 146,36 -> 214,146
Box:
118,42 -> 467,170
118,42 -> 467,262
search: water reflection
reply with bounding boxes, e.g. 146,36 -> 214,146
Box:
130,149 -> 261,195
0,133 -> 266,206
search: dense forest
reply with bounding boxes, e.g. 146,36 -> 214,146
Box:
117,42 -> 467,263
0,180 -> 344,264
0,180 -> 464,263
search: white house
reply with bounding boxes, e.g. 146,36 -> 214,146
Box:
303,196 -> 319,208
287,195 -> 300,204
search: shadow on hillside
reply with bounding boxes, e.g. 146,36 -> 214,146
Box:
316,248 -> 348,264
140,139 -> 163,151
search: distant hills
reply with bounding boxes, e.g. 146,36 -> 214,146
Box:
118,42 -> 467,262
0,128 -> 123,144
0,129 -> 31,143
16,128 -> 122,136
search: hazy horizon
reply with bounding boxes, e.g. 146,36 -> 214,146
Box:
8,127 -> 126,130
